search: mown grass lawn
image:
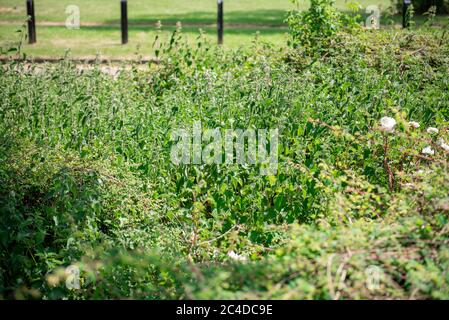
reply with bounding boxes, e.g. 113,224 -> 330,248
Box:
0,0 -> 392,24
3,0 -> 436,58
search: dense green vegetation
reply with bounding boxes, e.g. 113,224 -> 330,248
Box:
1,1 -> 449,299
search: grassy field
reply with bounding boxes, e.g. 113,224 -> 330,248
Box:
0,0 -> 411,58
0,24 -> 289,58
0,0 -> 392,24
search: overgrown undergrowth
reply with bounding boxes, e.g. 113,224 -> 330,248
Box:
1,27 -> 449,299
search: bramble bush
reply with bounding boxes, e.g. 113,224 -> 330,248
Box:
1,8 -> 449,299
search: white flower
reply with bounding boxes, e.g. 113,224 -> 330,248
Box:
227,250 -> 247,262
417,169 -> 432,176
380,117 -> 396,132
409,121 -> 420,129
438,139 -> 449,152
422,146 -> 435,156
427,127 -> 439,134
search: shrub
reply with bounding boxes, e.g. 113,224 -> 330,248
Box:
286,0 -> 361,54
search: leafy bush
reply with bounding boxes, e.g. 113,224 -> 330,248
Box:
286,0 -> 361,54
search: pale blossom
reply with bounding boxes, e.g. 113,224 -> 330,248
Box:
438,139 -> 449,152
427,127 -> 439,134
422,146 -> 435,156
227,250 -> 247,262
409,121 -> 420,129
417,169 -> 432,175
380,117 -> 396,133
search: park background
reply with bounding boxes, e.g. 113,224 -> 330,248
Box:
1,0 -> 447,58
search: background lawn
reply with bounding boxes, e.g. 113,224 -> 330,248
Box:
0,24 -> 289,58
0,0 -> 392,24
0,0 -> 446,58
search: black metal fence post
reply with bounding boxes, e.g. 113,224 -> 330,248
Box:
403,0 -> 411,28
217,0 -> 223,45
26,0 -> 36,44
121,0 -> 128,44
